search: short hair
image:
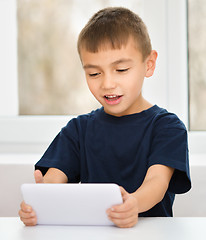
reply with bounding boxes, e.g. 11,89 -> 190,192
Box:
77,7 -> 152,61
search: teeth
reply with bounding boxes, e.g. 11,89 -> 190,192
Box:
106,95 -> 117,98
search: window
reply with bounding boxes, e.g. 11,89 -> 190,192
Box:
0,0 -> 18,116
17,0 -> 143,115
188,0 -> 206,131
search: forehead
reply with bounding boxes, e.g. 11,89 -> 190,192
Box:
80,37 -> 143,66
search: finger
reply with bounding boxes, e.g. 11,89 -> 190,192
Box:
34,170 -> 44,183
119,186 -> 129,201
110,215 -> 138,228
20,201 -> 33,213
20,216 -> 37,226
107,209 -> 135,220
117,222 -> 136,228
107,187 -> 131,213
19,209 -> 36,219
111,197 -> 135,213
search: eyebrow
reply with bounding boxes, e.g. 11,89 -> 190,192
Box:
112,58 -> 133,65
83,58 -> 133,69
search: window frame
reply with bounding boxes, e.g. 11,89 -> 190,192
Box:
0,0 -> 205,155
0,0 -> 18,116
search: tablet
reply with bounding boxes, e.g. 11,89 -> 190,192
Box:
21,183 -> 123,226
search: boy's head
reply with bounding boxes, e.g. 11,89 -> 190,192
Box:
77,7 -> 152,61
77,7 -> 157,117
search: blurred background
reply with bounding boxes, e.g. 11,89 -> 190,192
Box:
17,0 -> 142,116
188,0 -> 206,130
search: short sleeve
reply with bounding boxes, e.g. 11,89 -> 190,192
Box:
148,127 -> 191,194
35,119 -> 80,183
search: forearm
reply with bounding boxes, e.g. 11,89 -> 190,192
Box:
43,168 -> 68,183
132,165 -> 174,214
132,176 -> 169,213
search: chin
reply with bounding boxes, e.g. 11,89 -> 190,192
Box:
104,109 -> 125,117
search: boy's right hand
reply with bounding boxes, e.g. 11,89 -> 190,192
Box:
19,170 -> 44,226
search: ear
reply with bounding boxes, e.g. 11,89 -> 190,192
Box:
145,50 -> 158,78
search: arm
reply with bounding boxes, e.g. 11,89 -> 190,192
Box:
107,164 -> 174,228
41,168 -> 68,183
132,164 -> 174,213
19,168 -> 68,226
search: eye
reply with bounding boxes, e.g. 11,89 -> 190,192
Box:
88,72 -> 101,77
116,68 -> 129,73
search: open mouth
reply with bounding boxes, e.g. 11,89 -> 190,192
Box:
104,95 -> 123,105
104,95 -> 122,101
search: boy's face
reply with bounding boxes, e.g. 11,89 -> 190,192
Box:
80,37 -> 157,117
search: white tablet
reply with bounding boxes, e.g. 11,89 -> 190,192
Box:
21,183 -> 123,226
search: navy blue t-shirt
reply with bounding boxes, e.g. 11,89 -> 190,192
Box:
35,105 -> 191,217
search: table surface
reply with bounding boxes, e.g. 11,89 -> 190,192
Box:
1,217 -> 206,240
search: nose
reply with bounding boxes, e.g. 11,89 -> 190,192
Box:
101,74 -> 116,90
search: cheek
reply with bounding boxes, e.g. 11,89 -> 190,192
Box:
126,72 -> 144,91
86,79 -> 98,96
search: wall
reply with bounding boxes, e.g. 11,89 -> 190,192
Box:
173,154 -> 206,217
0,154 -> 37,217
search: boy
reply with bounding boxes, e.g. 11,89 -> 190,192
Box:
19,7 -> 191,228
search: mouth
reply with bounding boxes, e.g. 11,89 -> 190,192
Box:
104,95 -> 121,100
104,95 -> 123,105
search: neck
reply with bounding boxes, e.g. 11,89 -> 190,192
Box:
134,95 -> 153,114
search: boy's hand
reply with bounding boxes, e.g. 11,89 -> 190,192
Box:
106,187 -> 139,228
19,170 -> 44,226
34,169 -> 44,184
19,201 -> 37,226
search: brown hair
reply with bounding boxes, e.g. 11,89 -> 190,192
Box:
77,7 -> 152,61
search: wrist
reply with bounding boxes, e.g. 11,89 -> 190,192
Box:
131,192 -> 140,215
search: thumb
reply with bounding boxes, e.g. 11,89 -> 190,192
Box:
119,186 -> 129,202
34,170 -> 44,183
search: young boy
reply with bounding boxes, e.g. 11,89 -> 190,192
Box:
19,7 -> 191,228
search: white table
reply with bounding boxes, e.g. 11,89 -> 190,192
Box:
1,217 -> 206,240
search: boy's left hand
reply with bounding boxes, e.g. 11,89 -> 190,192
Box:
106,187 -> 139,228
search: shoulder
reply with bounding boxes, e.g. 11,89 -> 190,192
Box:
62,108 -> 102,133
71,108 -> 102,125
152,106 -> 187,131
